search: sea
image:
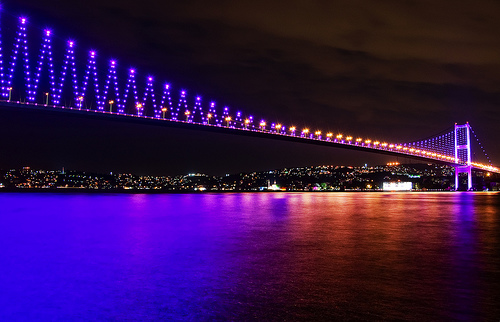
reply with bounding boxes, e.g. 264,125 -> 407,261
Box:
0,192 -> 499,321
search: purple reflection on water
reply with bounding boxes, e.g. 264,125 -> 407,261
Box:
0,192 -> 499,320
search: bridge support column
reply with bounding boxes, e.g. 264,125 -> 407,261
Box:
454,123 -> 472,191
455,165 -> 472,191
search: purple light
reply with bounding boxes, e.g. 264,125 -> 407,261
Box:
0,12 -> 4,96
103,59 -> 121,113
29,26 -> 56,102
81,50 -> 102,110
142,76 -> 158,117
160,83 -> 173,119
235,111 -> 243,128
207,102 -> 218,125
54,39 -> 79,105
122,68 -> 138,114
175,90 -> 188,121
454,123 -> 473,190
193,95 -> 202,123
5,17 -> 30,99
221,106 -> 230,127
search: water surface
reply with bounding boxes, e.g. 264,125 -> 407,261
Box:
1,192 -> 499,320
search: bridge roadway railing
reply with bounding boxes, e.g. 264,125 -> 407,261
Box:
2,99 -> 498,174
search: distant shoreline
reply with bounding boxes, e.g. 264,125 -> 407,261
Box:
0,188 -> 471,193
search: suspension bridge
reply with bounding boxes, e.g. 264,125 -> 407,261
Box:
0,14 -> 498,190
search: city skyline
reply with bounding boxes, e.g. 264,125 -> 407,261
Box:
4,162 -> 498,191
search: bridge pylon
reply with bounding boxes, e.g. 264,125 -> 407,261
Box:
454,123 -> 472,190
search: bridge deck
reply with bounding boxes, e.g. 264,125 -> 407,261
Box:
2,101 -> 497,173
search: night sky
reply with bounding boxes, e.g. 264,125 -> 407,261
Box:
1,0 -> 499,175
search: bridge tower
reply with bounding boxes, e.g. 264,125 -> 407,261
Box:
454,123 -> 472,190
